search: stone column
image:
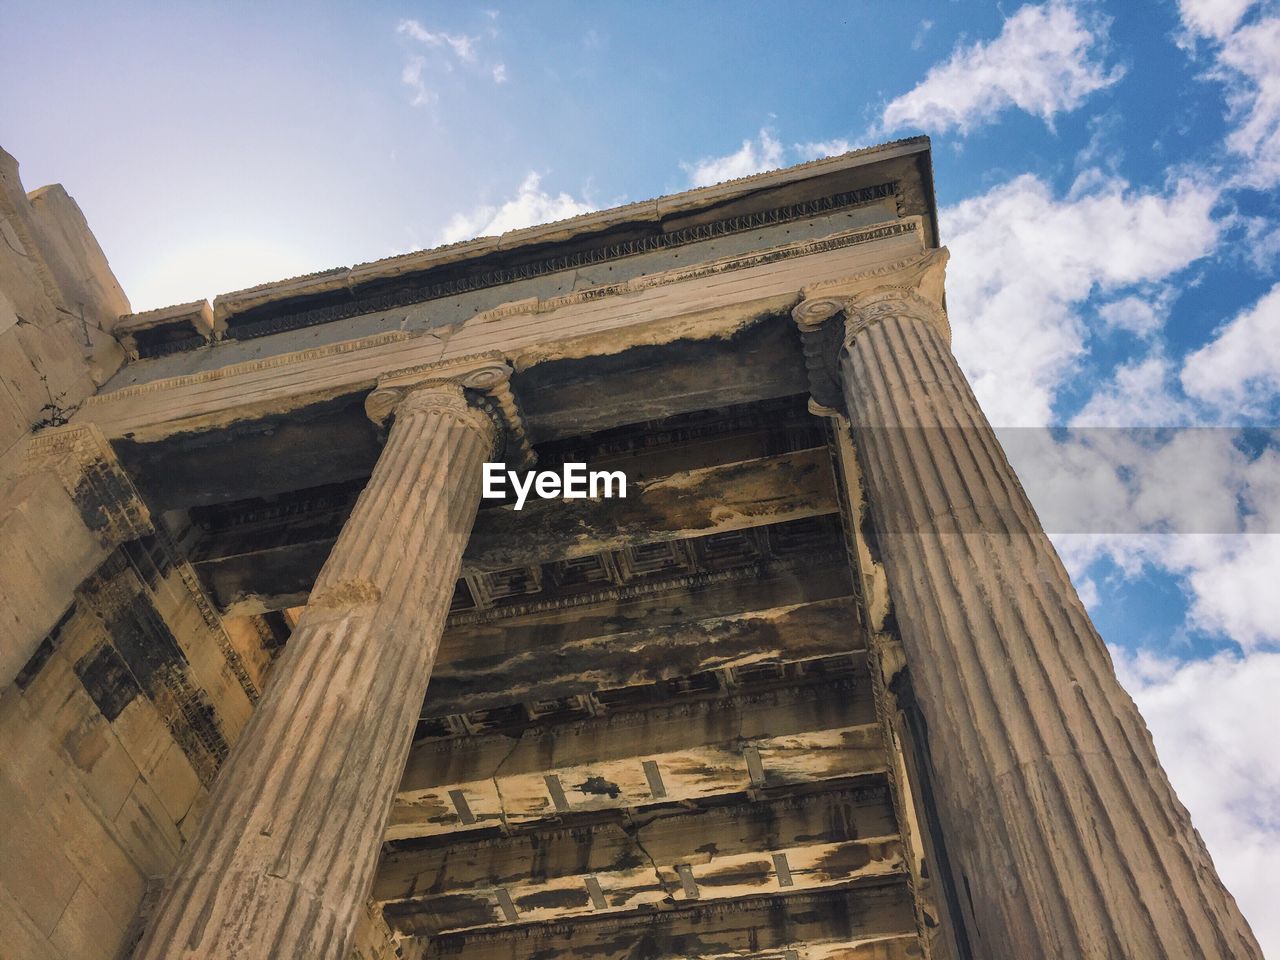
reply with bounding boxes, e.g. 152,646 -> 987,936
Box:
794,261 -> 1262,959
134,379 -> 499,960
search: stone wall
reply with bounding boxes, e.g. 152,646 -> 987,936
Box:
0,536 -> 256,959
0,147 -> 127,483
0,147 -> 402,960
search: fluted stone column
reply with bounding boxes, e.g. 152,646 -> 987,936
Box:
134,380 -> 498,960
795,268 -> 1262,958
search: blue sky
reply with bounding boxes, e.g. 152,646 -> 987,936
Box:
4,0 -> 1279,950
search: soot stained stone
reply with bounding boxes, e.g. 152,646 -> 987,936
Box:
74,642 -> 143,721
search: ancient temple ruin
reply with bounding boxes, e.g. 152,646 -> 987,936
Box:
0,137 -> 1262,959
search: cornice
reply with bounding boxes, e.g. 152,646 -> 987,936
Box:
214,181 -> 907,341
83,331 -> 414,405
81,219 -> 925,441
458,219 -> 921,334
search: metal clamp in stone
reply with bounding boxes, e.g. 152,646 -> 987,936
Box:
364,356 -> 536,470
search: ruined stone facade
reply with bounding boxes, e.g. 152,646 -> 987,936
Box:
0,138 -> 1262,959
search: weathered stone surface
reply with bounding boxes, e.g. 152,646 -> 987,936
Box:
824,266 -> 1263,958
421,883 -> 919,960
392,672 -> 881,841
377,782 -> 902,933
1,424 -> 153,688
133,382 -> 498,960
114,299 -> 221,359
0,147 -> 127,477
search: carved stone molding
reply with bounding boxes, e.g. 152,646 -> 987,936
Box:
194,180 -> 902,345
83,331 -> 414,404
791,248 -> 950,413
366,356 -> 535,469
844,286 -> 949,348
791,297 -> 845,333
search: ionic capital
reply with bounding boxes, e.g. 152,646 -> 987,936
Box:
794,246 -> 951,350
364,357 -> 535,468
791,296 -> 846,333
790,248 -> 951,414
843,286 -> 950,348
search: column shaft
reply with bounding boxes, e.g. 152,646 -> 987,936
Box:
838,291 -> 1261,959
134,383 -> 496,960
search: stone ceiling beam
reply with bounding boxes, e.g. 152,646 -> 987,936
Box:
375,782 -> 901,934
416,882 -> 918,960
389,670 -> 880,842
189,446 -> 840,615
424,590 -> 860,719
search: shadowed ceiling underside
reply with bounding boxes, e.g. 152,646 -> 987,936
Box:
185,394 -> 927,958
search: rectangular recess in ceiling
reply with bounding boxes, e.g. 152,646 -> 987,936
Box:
772,852 -> 795,887
676,864 -> 699,900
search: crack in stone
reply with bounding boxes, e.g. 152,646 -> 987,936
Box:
624,810 -> 672,900
490,733 -> 524,834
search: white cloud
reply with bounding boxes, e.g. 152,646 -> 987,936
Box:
1218,13 -> 1280,186
943,173 -> 1221,425
395,17 -> 506,105
683,129 -> 784,188
1076,575 -> 1100,609
438,173 -> 596,245
1096,291 -> 1171,338
1181,281 -> 1280,416
1071,354 -> 1193,426
1178,2 -> 1280,187
1112,646 -> 1280,953
400,56 -> 434,107
792,138 -> 860,162
911,19 -> 935,51
397,19 -> 478,62
880,0 -> 1123,135
1178,0 -> 1257,41
1028,431 -> 1280,650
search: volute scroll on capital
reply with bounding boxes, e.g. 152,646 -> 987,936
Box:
842,286 -> 951,349
364,358 -> 536,469
790,248 -> 952,413
792,246 -> 952,349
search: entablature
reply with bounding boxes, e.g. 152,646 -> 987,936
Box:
77,216 -> 929,444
